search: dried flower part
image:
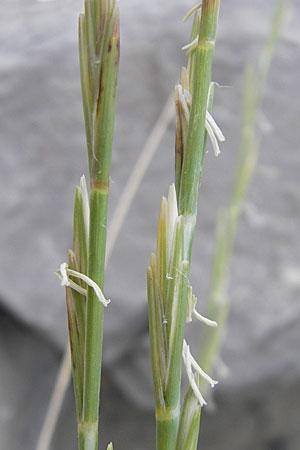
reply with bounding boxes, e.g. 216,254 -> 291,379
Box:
182,35 -> 199,54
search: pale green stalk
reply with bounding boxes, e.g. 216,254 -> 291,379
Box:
199,0 -> 289,386
176,2 -> 289,448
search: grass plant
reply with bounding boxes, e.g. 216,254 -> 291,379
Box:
52,1 -> 289,450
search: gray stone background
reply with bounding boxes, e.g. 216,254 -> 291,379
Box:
1,0 -> 299,449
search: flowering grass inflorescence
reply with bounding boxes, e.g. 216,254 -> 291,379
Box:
147,2 -> 222,449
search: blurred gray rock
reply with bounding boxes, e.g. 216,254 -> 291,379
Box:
1,0 -> 300,449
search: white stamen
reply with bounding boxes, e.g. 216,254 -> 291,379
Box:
206,111 -> 225,142
67,269 -> 110,307
193,307 -> 218,327
57,264 -> 110,307
182,341 -> 207,406
182,340 -> 218,406
176,81 -> 225,158
186,288 -> 217,326
183,2 -> 202,22
55,271 -> 87,297
186,341 -> 219,388
205,119 -> 221,157
182,35 -> 199,54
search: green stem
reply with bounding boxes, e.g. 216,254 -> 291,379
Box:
156,408 -> 180,450
78,422 -> 98,450
82,188 -> 108,430
77,1 -> 120,448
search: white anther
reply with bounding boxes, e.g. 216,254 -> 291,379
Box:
192,307 -> 218,327
186,341 -> 218,387
182,341 -> 206,406
205,119 -> 221,157
191,359 -> 218,388
182,35 -> 199,54
176,83 -> 225,158
56,271 -> 87,296
183,340 -> 218,406
206,111 -> 225,143
186,289 -> 217,326
183,2 -> 202,22
56,263 -> 110,307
